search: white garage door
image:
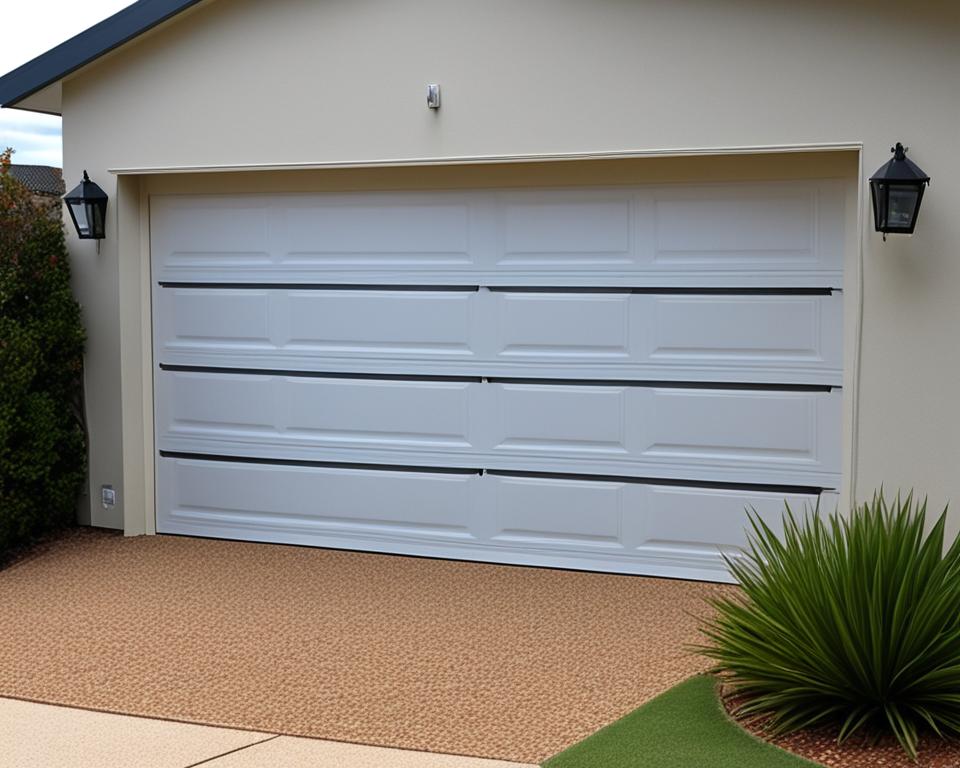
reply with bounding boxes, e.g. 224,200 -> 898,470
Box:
152,181 -> 845,581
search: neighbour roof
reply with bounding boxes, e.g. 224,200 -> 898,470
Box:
7,165 -> 65,196
0,0 -> 204,112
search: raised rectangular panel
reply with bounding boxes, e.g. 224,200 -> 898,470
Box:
493,291 -> 630,360
170,290 -> 271,342
645,182 -> 845,285
157,457 -> 481,542
645,294 -> 838,363
156,289 -> 273,359
489,474 -> 626,547
285,290 -> 475,354
628,485 -> 818,558
490,383 -> 629,455
156,371 -> 478,460
499,193 -> 633,266
158,372 -> 278,434
282,377 -> 473,448
280,197 -> 473,266
635,387 -> 842,485
654,190 -> 815,264
643,389 -> 814,459
649,295 -> 820,362
151,197 -> 273,273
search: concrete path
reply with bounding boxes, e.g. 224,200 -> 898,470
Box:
0,697 -> 536,768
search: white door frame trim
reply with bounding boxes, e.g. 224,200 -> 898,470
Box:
109,142 -> 863,176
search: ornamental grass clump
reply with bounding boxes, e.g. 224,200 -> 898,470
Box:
701,491 -> 960,759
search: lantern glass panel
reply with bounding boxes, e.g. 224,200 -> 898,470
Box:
90,201 -> 104,238
870,182 -> 887,230
70,201 -> 91,237
887,185 -> 920,229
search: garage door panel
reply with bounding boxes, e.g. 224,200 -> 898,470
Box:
492,290 -> 632,361
157,457 -> 482,541
157,457 -> 823,582
152,181 -> 844,287
625,484 -> 815,556
156,371 -> 840,486
285,289 -> 476,355
490,384 -> 629,455
160,373 -> 279,434
488,474 -> 628,546
639,388 -> 837,463
281,198 -> 475,267
158,371 -> 478,455
165,289 -> 272,343
155,287 -> 842,384
152,198 -> 273,271
499,194 -> 634,266
642,293 -> 842,373
653,190 -> 814,264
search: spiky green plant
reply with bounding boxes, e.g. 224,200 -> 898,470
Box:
701,491 -> 960,759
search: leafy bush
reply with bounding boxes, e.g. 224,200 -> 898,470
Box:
701,491 -> 960,759
0,149 -> 85,559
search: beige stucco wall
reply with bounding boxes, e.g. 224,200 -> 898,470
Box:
57,0 -> 960,534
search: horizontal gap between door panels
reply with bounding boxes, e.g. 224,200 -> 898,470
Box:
157,364 -> 835,392
158,451 -> 827,496
159,451 -> 482,475
157,282 -> 836,296
158,282 -> 482,291
159,364 -> 482,383
487,286 -> 836,296
484,469 -> 826,496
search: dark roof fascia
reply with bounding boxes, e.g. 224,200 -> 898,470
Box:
0,0 -> 205,110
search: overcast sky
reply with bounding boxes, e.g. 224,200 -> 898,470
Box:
0,1 -> 135,167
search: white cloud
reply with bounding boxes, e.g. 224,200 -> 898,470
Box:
0,112 -> 63,165
0,0 -> 137,167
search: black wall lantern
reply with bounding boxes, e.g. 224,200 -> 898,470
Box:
63,171 -> 108,240
869,143 -> 930,239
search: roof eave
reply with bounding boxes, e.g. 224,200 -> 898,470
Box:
0,0 -> 205,112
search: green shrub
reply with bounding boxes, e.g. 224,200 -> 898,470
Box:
0,149 -> 86,559
701,491 -> 960,759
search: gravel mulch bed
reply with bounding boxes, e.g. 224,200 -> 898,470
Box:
720,683 -> 960,768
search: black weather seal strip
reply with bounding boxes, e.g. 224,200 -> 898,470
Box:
484,469 -> 825,496
157,365 -> 835,391
486,377 -> 834,392
486,286 -> 836,295
158,282 -> 481,291
0,0 -> 205,108
159,451 -> 483,475
158,364 -> 482,383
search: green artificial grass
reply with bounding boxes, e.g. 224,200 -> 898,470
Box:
542,675 -> 819,768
